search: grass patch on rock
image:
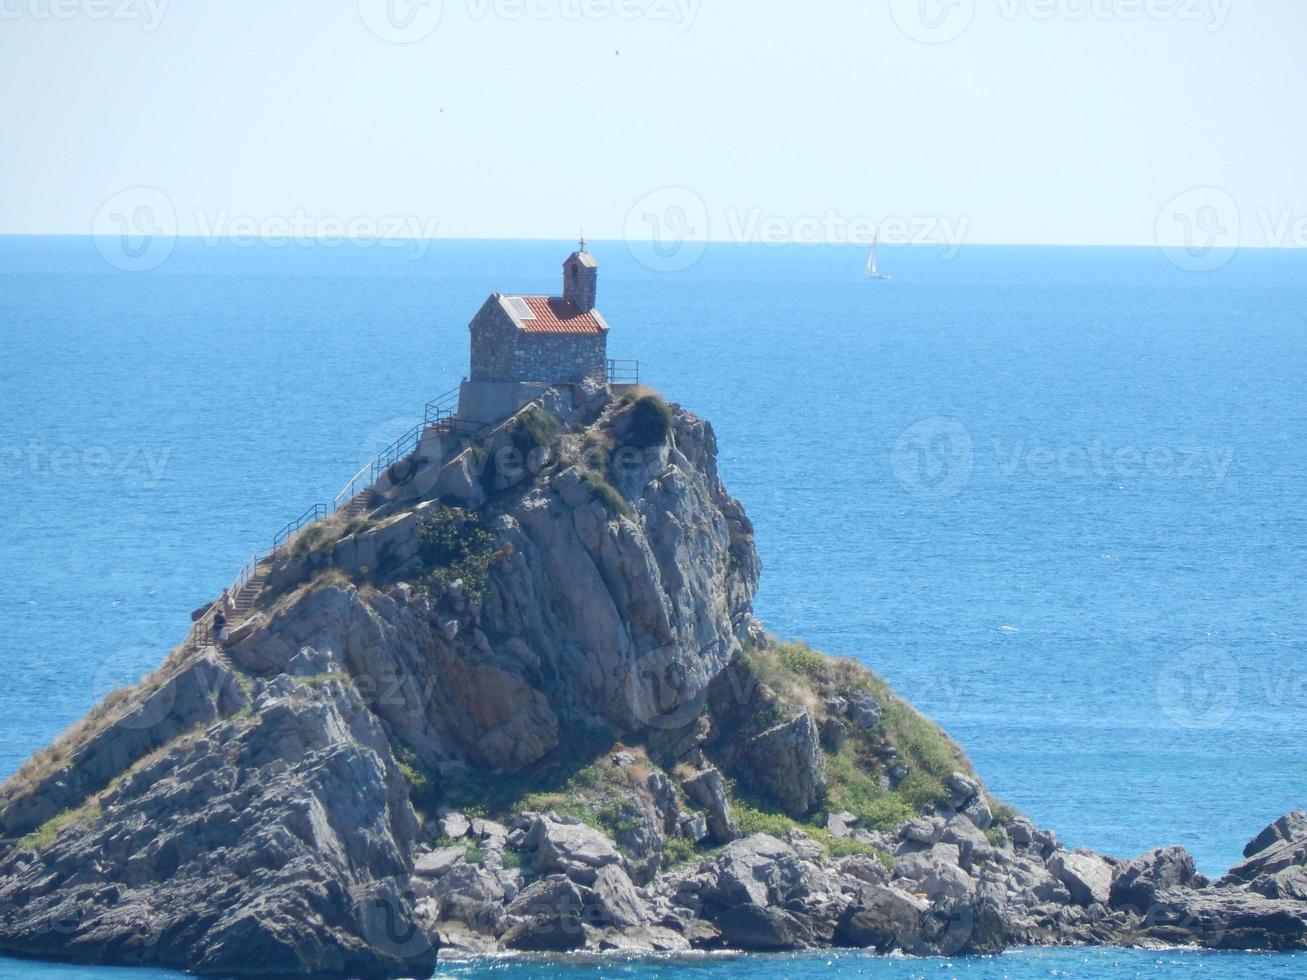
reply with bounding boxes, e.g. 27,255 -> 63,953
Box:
736,639 -> 979,830
19,799 -> 103,853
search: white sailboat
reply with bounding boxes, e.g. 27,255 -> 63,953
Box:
865,236 -> 892,281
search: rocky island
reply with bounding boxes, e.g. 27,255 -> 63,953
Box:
0,250 -> 1304,977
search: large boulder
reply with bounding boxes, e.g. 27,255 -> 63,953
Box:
739,712 -> 827,818
699,834 -> 795,908
1110,846 -> 1202,910
498,876 -> 588,952
1223,811 -> 1307,885
714,904 -> 812,951
530,816 -> 623,885
835,884 -> 930,951
588,865 -> 648,928
1048,851 -> 1114,908
681,767 -> 740,844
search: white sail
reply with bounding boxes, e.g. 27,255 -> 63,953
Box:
865,236 -> 891,280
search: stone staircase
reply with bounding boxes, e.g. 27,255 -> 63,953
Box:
231,558 -> 273,618
185,384 -> 488,653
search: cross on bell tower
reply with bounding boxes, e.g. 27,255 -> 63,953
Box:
563,238 -> 599,312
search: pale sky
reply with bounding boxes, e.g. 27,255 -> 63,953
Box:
1,0 -> 1304,248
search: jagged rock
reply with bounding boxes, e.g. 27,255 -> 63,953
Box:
945,771 -> 982,808
499,876 -> 587,952
1223,811 -> 1307,885
1142,887 -> 1307,950
714,904 -> 812,950
414,846 -> 466,880
844,692 -> 882,729
901,815 -> 946,846
646,770 -> 681,834
785,829 -> 825,862
1110,846 -> 1201,910
429,863 -> 508,933
739,712 -> 827,818
820,716 -> 848,753
678,813 -> 708,843
1008,816 -> 1037,847
837,855 -> 890,887
700,834 -> 795,908
591,925 -> 689,952
827,811 -> 860,839
437,811 -> 471,840
1049,851 -> 1114,907
2,383 -> 1303,972
835,884 -> 930,951
681,767 -> 739,844
531,816 -> 623,885
962,795 -> 994,830
1251,866 -> 1307,902
588,865 -> 647,928
942,814 -> 999,872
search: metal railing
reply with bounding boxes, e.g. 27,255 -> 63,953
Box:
189,378 -> 560,649
272,503 -> 329,550
608,359 -> 640,385
424,384 -> 462,425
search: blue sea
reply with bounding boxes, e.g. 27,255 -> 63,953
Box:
1,236 -> 1305,979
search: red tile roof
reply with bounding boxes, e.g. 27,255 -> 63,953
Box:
501,295 -> 608,335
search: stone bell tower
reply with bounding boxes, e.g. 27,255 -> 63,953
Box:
562,239 -> 598,312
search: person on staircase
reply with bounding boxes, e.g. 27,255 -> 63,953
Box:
212,606 -> 228,646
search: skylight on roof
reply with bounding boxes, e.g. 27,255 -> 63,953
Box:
506,297 -> 535,320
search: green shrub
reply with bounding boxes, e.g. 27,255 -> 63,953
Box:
662,836 -> 698,868
509,406 -> 561,458
579,468 -> 631,518
416,506 -> 501,599
464,846 -> 486,865
627,395 -> 672,449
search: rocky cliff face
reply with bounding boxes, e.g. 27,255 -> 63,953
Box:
0,386 -> 1304,976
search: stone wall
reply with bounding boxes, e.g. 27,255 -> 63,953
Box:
469,296 -> 607,385
514,333 -> 606,385
469,300 -> 518,383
